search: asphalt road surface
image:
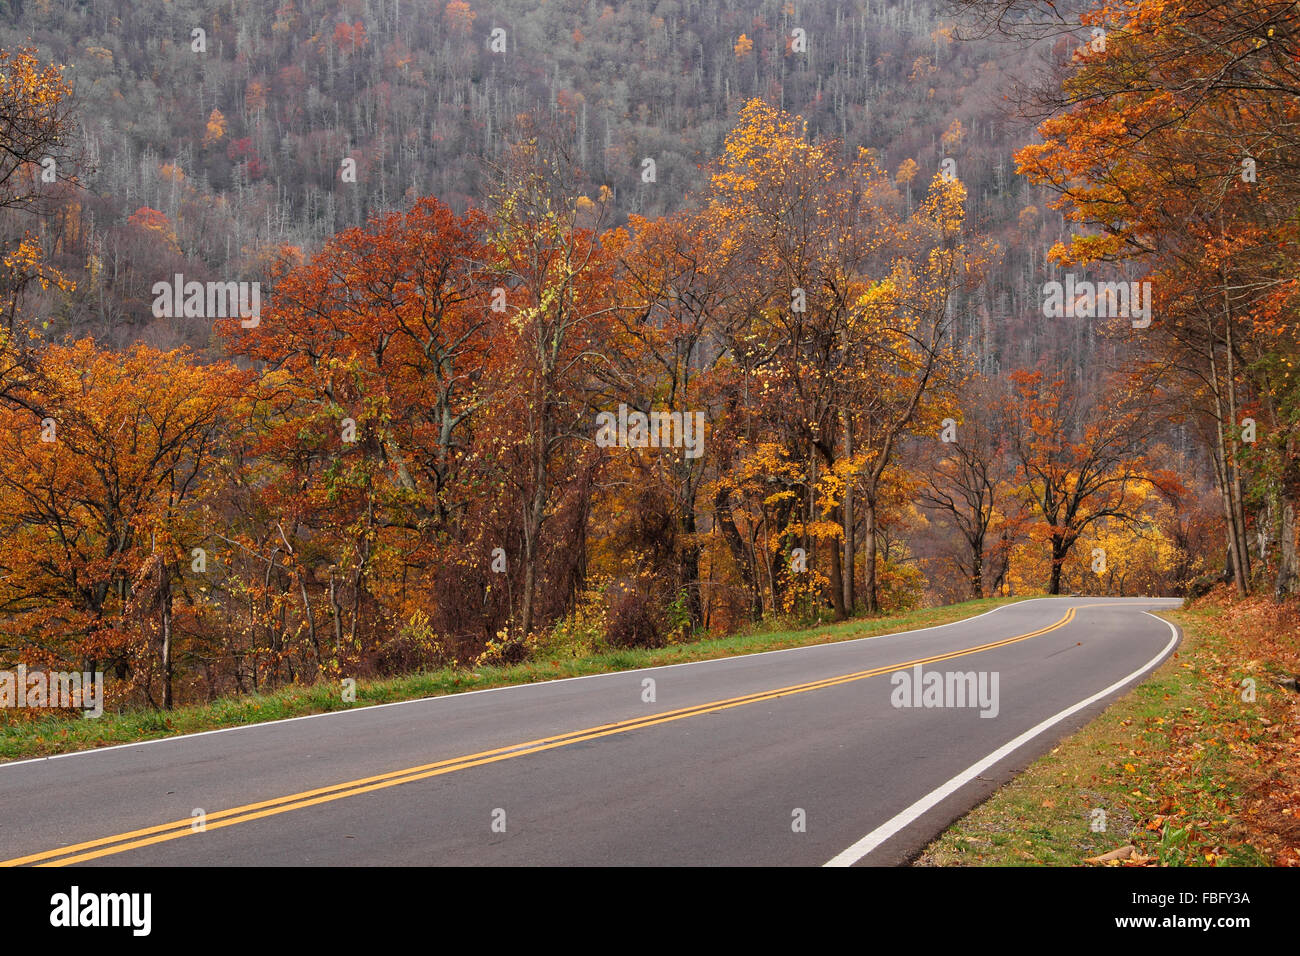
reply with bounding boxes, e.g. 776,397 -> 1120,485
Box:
0,596 -> 1181,867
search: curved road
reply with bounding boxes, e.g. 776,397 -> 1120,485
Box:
0,597 -> 1180,867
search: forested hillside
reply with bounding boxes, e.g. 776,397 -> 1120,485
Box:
0,0 -> 1293,715
5,0 -> 1063,362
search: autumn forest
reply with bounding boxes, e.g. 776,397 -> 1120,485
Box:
0,0 -> 1297,714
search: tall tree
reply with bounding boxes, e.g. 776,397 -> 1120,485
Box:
0,340 -> 243,705
488,131 -> 618,637
1007,368 -> 1182,594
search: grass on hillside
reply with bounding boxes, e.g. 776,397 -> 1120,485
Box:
0,595 -> 1023,763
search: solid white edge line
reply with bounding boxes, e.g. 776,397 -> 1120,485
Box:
823,610 -> 1182,867
0,596 -> 1058,771
0,597 -> 1179,771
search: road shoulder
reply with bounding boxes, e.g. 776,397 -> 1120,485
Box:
913,595 -> 1297,866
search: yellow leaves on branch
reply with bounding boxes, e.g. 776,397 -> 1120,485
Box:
800,520 -> 845,544
445,0 -> 476,33
0,236 -> 74,323
0,47 -> 71,110
3,237 -> 71,293
202,108 -> 226,146
940,119 -> 965,152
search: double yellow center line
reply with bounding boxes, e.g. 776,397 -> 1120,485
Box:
4,606 -> 1077,866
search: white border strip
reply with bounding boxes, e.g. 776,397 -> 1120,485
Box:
823,611 -> 1181,867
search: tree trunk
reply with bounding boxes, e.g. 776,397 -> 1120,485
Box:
1206,324 -> 1249,597
520,551 -> 538,637
519,440 -> 548,637
298,572 -> 319,674
329,566 -> 344,655
1223,294 -> 1252,592
1276,493 -> 1297,601
1213,442 -> 1247,597
715,487 -> 763,621
862,497 -> 878,614
842,412 -> 856,615
520,494 -> 542,638
827,504 -> 848,620
1048,536 -> 1066,595
680,510 -> 703,629
160,564 -> 173,711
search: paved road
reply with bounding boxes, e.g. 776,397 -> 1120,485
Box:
0,597 -> 1180,866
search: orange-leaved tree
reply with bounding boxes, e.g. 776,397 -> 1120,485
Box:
1006,368 -> 1183,594
0,339 -> 245,708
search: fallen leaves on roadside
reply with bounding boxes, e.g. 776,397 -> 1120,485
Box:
1083,844 -> 1154,866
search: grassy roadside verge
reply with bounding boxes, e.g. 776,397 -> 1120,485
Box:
0,595 -> 1023,764
915,592 -> 1300,867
